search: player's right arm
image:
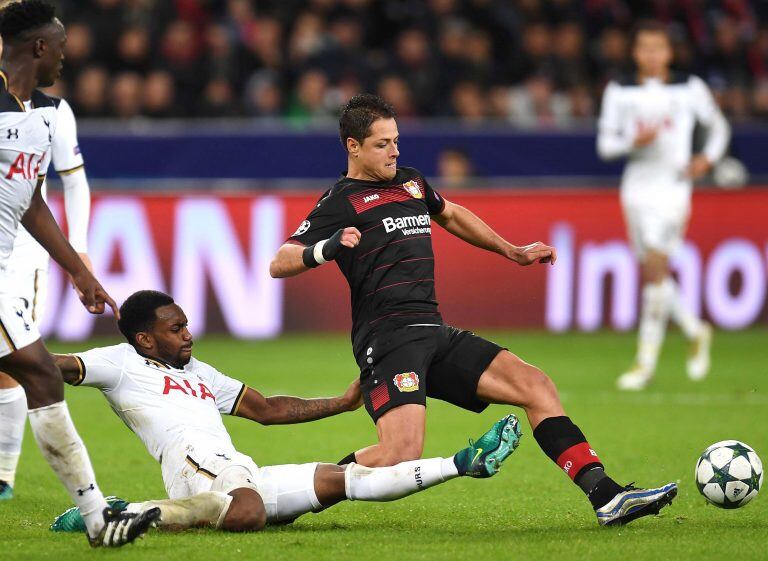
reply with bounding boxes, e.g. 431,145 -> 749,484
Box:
21,179 -> 118,317
270,192 -> 360,278
53,347 -> 123,388
54,354 -> 85,385
597,81 -> 642,160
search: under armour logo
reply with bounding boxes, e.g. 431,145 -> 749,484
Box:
6,128 -> 18,139
41,117 -> 51,142
76,483 -> 95,496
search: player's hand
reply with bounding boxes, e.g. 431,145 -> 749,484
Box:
633,122 -> 659,147
511,242 -> 557,266
69,253 -> 94,300
685,154 -> 712,180
340,227 -> 361,249
341,378 -> 363,411
71,269 -> 120,319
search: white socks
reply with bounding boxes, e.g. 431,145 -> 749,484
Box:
345,457 -> 459,502
636,281 -> 670,372
27,401 -> 108,537
127,491 -> 233,529
662,277 -> 702,339
0,385 -> 26,486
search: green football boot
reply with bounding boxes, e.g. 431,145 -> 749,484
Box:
0,480 -> 13,500
454,414 -> 522,478
51,496 -> 129,532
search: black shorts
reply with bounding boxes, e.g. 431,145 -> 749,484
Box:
355,324 -> 504,423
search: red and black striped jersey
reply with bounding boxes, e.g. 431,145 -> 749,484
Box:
288,167 -> 446,355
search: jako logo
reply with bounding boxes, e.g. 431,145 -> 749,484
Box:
382,214 -> 430,233
563,460 -> 573,473
364,194 -> 380,203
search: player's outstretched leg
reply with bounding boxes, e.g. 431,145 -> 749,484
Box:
476,350 -> 677,526
0,341 -> 154,545
0,374 -> 26,500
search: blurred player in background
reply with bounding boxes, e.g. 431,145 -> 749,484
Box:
49,290 -> 520,533
597,21 -> 730,391
271,93 -> 677,527
0,58 -> 92,503
0,0 -> 157,546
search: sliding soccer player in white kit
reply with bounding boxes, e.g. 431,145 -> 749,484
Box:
597,21 -> 730,391
0,95 -> 91,501
50,290 -> 520,533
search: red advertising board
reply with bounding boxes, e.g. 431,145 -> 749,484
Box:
39,188 -> 767,340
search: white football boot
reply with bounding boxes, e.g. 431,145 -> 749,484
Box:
687,322 -> 712,381
616,364 -> 653,391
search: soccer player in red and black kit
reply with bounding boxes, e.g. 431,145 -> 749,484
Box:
270,94 -> 677,526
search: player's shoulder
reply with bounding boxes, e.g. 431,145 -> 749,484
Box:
0,71 -> 25,113
80,342 -> 129,364
30,89 -> 60,109
396,166 -> 425,181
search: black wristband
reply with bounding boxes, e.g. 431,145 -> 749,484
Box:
302,229 -> 346,268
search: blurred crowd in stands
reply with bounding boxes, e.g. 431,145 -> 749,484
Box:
46,0 -> 768,123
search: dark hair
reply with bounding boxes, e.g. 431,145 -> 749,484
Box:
632,20 -> 671,46
117,290 -> 175,345
339,93 -> 396,151
0,0 -> 56,43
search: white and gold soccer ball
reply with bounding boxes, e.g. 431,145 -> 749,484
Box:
695,440 -> 763,509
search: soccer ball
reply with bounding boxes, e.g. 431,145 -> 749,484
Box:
695,440 -> 763,509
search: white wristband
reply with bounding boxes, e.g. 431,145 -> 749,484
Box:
313,239 -> 328,265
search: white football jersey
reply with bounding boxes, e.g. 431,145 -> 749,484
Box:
13,97 -> 87,264
0,73 -> 57,276
73,343 -> 246,465
597,73 -> 730,209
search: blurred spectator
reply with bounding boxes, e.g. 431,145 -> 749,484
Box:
72,66 -> 110,118
143,71 -> 179,119
42,1 -> 768,121
436,147 -> 475,189
111,72 -> 144,120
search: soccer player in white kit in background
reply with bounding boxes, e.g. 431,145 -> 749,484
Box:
0,95 -> 91,501
597,21 -> 730,391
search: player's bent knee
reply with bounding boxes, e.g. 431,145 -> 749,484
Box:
222,488 -> 266,532
380,442 -> 423,465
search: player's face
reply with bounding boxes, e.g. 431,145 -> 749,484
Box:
355,118 -> 400,181
148,304 -> 194,368
633,31 -> 672,77
37,20 -> 66,88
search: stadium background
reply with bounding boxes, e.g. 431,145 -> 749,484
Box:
30,0 -> 768,340
2,1 -> 766,559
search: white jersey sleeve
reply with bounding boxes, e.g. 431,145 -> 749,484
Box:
52,98 -> 89,252
73,344 -> 127,391
688,76 -> 730,163
192,359 -> 246,415
597,81 -> 634,161
51,98 -> 84,174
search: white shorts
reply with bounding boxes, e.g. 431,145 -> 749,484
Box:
4,260 -> 48,325
622,202 -> 689,259
0,292 -> 41,358
165,444 -> 322,524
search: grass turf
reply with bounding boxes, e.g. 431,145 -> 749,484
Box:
1,329 -> 766,560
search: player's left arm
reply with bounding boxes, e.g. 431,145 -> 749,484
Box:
686,76 -> 731,180
433,198 -> 556,266
21,180 -> 118,316
234,378 -> 362,425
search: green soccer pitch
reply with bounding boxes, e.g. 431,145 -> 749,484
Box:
2,329 -> 766,561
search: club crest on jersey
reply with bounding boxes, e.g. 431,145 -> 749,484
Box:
402,180 -> 422,199
393,372 -> 419,392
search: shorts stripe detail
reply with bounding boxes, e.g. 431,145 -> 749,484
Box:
370,383 -> 390,411
0,318 -> 17,352
31,270 -> 40,322
71,355 -> 86,386
185,455 -> 218,480
55,164 -> 85,176
231,384 -> 247,416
